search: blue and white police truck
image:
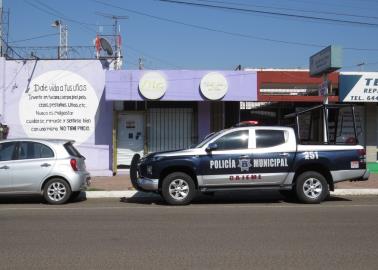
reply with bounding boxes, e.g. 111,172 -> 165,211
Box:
130,105 -> 369,205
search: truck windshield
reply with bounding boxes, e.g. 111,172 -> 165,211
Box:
195,130 -> 224,148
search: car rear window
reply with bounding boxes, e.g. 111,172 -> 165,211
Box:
64,142 -> 82,158
256,130 -> 286,148
18,142 -> 54,159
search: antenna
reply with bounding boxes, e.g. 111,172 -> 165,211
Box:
95,12 -> 128,70
51,20 -> 68,59
99,37 -> 113,56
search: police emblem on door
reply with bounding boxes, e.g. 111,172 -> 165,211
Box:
238,159 -> 251,172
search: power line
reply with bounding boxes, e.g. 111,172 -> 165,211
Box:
125,44 -> 183,69
159,0 -> 378,27
268,0 -> 378,12
24,0 -> 97,34
34,0 -> 107,27
8,33 -> 59,44
94,0 -> 378,52
196,0 -> 378,20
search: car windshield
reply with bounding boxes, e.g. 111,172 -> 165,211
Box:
195,130 -> 225,148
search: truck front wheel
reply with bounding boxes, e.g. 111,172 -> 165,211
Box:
295,171 -> 328,204
161,172 -> 196,205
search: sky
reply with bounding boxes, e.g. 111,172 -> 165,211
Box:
3,0 -> 378,71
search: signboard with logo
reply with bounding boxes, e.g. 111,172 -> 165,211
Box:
138,72 -> 167,100
200,72 -> 229,100
106,70 -> 257,101
310,45 -> 342,77
318,80 -> 329,96
19,70 -> 99,144
340,72 -> 378,102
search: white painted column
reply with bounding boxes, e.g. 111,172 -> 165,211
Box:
365,103 -> 377,163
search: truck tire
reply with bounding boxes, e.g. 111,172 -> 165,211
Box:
295,171 -> 328,204
161,172 -> 196,205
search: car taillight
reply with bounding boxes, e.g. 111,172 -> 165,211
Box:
70,159 -> 78,171
358,149 -> 366,163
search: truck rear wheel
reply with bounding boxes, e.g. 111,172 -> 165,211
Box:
161,172 -> 195,205
295,171 -> 328,204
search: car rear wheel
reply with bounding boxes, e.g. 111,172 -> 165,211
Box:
161,172 -> 195,205
43,178 -> 72,205
295,171 -> 328,204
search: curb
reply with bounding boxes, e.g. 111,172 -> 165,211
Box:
331,189 -> 378,196
85,190 -> 157,198
85,189 -> 378,199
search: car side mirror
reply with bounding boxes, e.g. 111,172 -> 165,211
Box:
206,143 -> 218,153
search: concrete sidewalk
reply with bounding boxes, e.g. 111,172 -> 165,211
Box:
86,173 -> 378,198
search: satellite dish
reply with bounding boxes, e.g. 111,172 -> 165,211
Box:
100,38 -> 113,56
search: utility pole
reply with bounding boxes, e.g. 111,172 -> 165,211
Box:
0,0 -> 9,57
95,12 -> 128,70
138,57 -> 144,70
0,0 -> 3,56
357,62 -> 365,71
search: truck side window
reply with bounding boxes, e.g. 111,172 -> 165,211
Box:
213,130 -> 249,150
256,130 -> 285,148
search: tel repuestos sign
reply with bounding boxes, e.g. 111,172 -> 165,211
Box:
340,72 -> 378,102
19,70 -> 99,144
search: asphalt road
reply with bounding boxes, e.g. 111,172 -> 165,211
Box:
0,192 -> 378,270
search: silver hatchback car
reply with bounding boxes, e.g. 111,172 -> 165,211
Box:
0,139 -> 90,204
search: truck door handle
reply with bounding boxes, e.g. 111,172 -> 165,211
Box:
0,165 -> 9,169
41,163 -> 51,167
279,153 -> 289,157
239,155 -> 249,158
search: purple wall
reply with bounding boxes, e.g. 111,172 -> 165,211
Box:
106,70 -> 257,101
0,58 -> 113,176
197,102 -> 211,141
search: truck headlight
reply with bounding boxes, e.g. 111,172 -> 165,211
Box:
147,165 -> 153,175
152,156 -> 164,162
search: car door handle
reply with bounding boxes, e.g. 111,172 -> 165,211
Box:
40,163 -> 51,167
0,165 -> 9,169
279,153 -> 289,157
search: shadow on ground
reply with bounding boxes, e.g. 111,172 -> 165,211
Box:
121,190 -> 352,205
0,192 -> 87,205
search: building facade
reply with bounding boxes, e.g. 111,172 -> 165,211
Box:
1,59 -> 376,175
0,58 -> 113,176
105,70 -> 257,172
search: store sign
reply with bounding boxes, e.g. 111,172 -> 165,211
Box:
340,73 -> 378,102
139,72 -> 167,100
309,45 -> 342,77
200,72 -> 228,100
318,80 -> 329,96
19,70 -> 99,144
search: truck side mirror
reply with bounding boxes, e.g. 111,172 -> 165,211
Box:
206,143 -> 218,152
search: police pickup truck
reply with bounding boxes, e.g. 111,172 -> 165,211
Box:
130,123 -> 369,205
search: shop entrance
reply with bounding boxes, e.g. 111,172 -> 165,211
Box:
117,112 -> 144,169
